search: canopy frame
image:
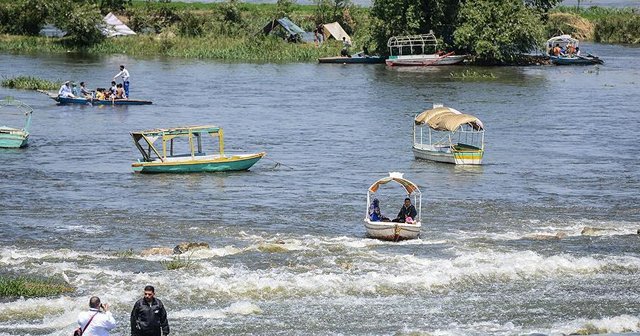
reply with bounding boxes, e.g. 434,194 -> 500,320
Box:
131,125 -> 225,163
387,31 -> 438,56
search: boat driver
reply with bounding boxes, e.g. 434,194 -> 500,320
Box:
392,198 -> 417,223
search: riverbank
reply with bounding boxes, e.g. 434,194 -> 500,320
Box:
0,3 -> 637,63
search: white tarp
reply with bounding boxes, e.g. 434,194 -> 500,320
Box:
102,12 -> 136,37
322,22 -> 350,44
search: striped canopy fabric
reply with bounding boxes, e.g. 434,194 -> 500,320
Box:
368,175 -> 420,195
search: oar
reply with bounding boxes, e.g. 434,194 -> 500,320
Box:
577,53 -> 604,65
36,89 -> 57,98
421,51 -> 455,66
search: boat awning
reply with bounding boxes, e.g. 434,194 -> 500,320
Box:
131,125 -> 221,140
368,173 -> 420,195
415,106 -> 483,131
547,34 -> 579,47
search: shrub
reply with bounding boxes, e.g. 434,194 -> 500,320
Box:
0,275 -> 74,298
177,11 -> 207,37
54,3 -> 105,46
1,76 -> 59,90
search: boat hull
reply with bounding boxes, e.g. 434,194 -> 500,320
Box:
0,129 -> 29,148
364,220 -> 421,241
413,144 -> 483,165
318,56 -> 386,64
386,54 -> 466,66
55,97 -> 152,105
550,55 -> 603,65
131,153 -> 265,173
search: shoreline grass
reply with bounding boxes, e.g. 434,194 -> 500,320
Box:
1,75 -> 59,90
0,275 -> 74,298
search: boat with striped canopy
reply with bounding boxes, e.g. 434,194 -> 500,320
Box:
413,105 -> 484,165
364,172 -> 422,241
0,98 -> 33,148
130,125 -> 265,173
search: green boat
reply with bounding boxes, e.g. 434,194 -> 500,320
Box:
0,98 -> 33,148
131,125 -> 265,173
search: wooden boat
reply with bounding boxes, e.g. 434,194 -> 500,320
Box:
385,32 -> 466,66
130,125 -> 265,173
547,35 -> 604,65
0,98 -> 33,148
54,96 -> 152,105
318,53 -> 386,64
364,172 -> 422,241
413,105 -> 484,165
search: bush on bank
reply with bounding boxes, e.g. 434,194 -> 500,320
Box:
549,6 -> 640,44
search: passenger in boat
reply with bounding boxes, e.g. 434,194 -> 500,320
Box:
370,207 -> 390,222
79,81 -> 92,98
109,81 -> 117,97
95,88 -> 106,100
115,83 -> 127,99
566,43 -> 576,56
575,47 -> 581,56
341,37 -> 351,57
71,82 -> 79,96
369,198 -> 380,216
552,43 -> 562,56
58,81 -> 76,98
392,198 -> 417,223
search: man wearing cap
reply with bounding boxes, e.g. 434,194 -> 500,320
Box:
57,81 -> 75,98
113,64 -> 130,98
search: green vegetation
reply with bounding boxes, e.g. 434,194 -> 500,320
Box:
113,248 -> 135,258
0,275 -> 74,298
160,254 -> 197,270
0,0 -> 637,64
1,75 -> 59,90
449,69 -> 496,80
550,6 -> 640,43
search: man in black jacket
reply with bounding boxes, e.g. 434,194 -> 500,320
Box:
131,285 -> 170,336
392,197 -> 418,223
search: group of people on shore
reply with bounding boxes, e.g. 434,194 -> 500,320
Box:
75,285 -> 169,336
57,65 -> 131,100
369,197 -> 418,224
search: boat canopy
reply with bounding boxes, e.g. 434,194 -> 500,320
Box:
368,172 -> 420,195
131,125 -> 224,162
415,106 -> 483,132
387,31 -> 438,55
547,34 -> 579,48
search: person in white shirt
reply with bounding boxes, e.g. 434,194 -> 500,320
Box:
113,64 -> 131,98
57,81 -> 75,98
76,296 -> 117,336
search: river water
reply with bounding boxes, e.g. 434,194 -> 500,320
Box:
0,42 -> 639,336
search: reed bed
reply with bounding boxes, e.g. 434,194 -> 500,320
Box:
551,7 -> 640,43
0,275 -> 74,298
1,75 -> 59,90
450,69 -> 497,80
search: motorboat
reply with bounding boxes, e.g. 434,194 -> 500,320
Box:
547,35 -> 604,65
385,32 -> 466,66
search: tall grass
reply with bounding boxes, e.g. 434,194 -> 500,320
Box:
0,275 -> 74,298
1,76 -> 59,90
551,6 -> 640,43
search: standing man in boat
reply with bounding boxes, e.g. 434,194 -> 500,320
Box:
130,285 -> 170,336
392,197 -> 417,223
113,64 -> 130,98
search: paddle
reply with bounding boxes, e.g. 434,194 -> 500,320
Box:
36,89 -> 57,98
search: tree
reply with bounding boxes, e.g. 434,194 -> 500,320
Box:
454,0 -> 545,64
369,0 -> 461,54
53,2 -> 105,46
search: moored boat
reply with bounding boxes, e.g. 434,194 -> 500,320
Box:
0,98 -> 33,148
413,105 -> 484,165
318,53 -> 386,64
364,172 -> 422,241
130,125 -> 265,173
54,96 -> 152,105
547,35 -> 604,65
385,32 -> 466,66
